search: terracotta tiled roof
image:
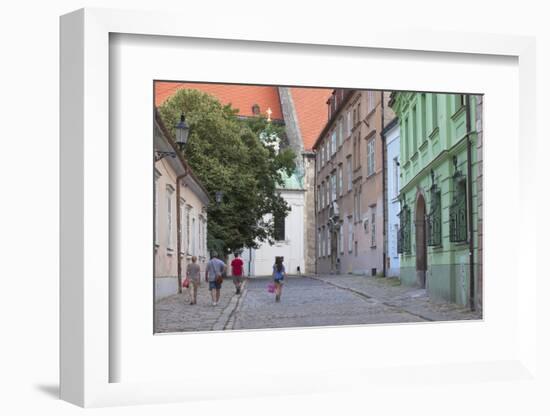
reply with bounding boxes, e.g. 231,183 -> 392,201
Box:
155,81 -> 332,152
289,87 -> 332,151
155,81 -> 283,120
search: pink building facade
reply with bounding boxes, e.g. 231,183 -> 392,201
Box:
314,89 -> 393,276
154,112 -> 210,300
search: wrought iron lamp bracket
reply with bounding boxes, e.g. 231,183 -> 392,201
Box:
154,150 -> 177,162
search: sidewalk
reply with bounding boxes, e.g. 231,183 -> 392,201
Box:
310,274 -> 482,322
154,279 -> 247,333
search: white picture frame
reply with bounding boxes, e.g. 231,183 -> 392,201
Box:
60,7 -> 539,408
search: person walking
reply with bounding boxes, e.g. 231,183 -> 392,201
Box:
231,252 -> 245,294
272,256 -> 286,302
186,256 -> 201,305
205,252 -> 226,306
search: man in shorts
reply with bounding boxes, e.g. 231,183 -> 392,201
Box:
231,252 -> 245,294
205,252 -> 226,306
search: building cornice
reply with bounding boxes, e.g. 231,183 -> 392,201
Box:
381,117 -> 399,137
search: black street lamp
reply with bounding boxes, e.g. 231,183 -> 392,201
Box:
175,112 -> 190,152
215,191 -> 224,205
155,112 -> 190,162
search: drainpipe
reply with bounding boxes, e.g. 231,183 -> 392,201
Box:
381,91 -> 387,277
314,151 -> 318,275
176,171 -> 188,294
465,94 -> 475,311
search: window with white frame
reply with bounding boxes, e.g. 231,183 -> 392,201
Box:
321,182 -> 325,208
179,198 -> 186,254
339,225 -> 344,254
327,228 -> 331,256
198,215 -> 203,256
330,174 -> 336,202
347,157 -> 352,192
421,93 -> 427,142
203,218 -> 208,257
412,105 -> 417,152
274,210 -> 285,241
347,109 -> 352,135
331,131 -> 336,156
353,189 -> 357,222
185,206 -> 191,251
192,217 -> 196,255
154,170 -> 161,246
338,165 -> 343,196
432,94 -> 439,130
326,178 -> 330,207
321,142 -> 325,166
352,136 -> 357,169
322,226 -> 326,256
318,229 -> 322,258
347,216 -> 353,253
356,134 -> 361,168
367,138 -> 375,176
338,119 -> 343,147
166,185 -> 174,251
358,187 -> 362,220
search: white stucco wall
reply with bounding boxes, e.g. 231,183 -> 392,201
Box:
385,123 -> 400,277
247,189 -> 305,277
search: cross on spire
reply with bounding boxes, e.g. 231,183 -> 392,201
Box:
266,107 -> 272,122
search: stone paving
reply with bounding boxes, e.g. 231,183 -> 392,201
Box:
154,274 -> 482,333
232,276 -> 421,330
311,274 -> 482,322
154,278 -> 245,333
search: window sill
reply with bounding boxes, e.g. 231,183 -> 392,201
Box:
429,126 -> 440,140
450,105 -> 466,121
166,248 -> 174,256
365,171 -> 376,180
366,108 -> 376,119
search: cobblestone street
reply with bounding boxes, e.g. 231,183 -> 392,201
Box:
155,275 -> 480,332
155,274 -> 481,333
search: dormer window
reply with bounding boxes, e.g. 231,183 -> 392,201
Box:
252,103 -> 260,115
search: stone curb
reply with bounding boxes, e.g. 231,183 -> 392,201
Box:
308,275 -> 434,322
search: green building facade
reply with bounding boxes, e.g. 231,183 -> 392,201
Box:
390,92 -> 481,309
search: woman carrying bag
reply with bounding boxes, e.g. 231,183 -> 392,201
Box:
272,256 -> 286,303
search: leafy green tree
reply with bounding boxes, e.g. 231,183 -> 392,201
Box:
158,88 -> 296,255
